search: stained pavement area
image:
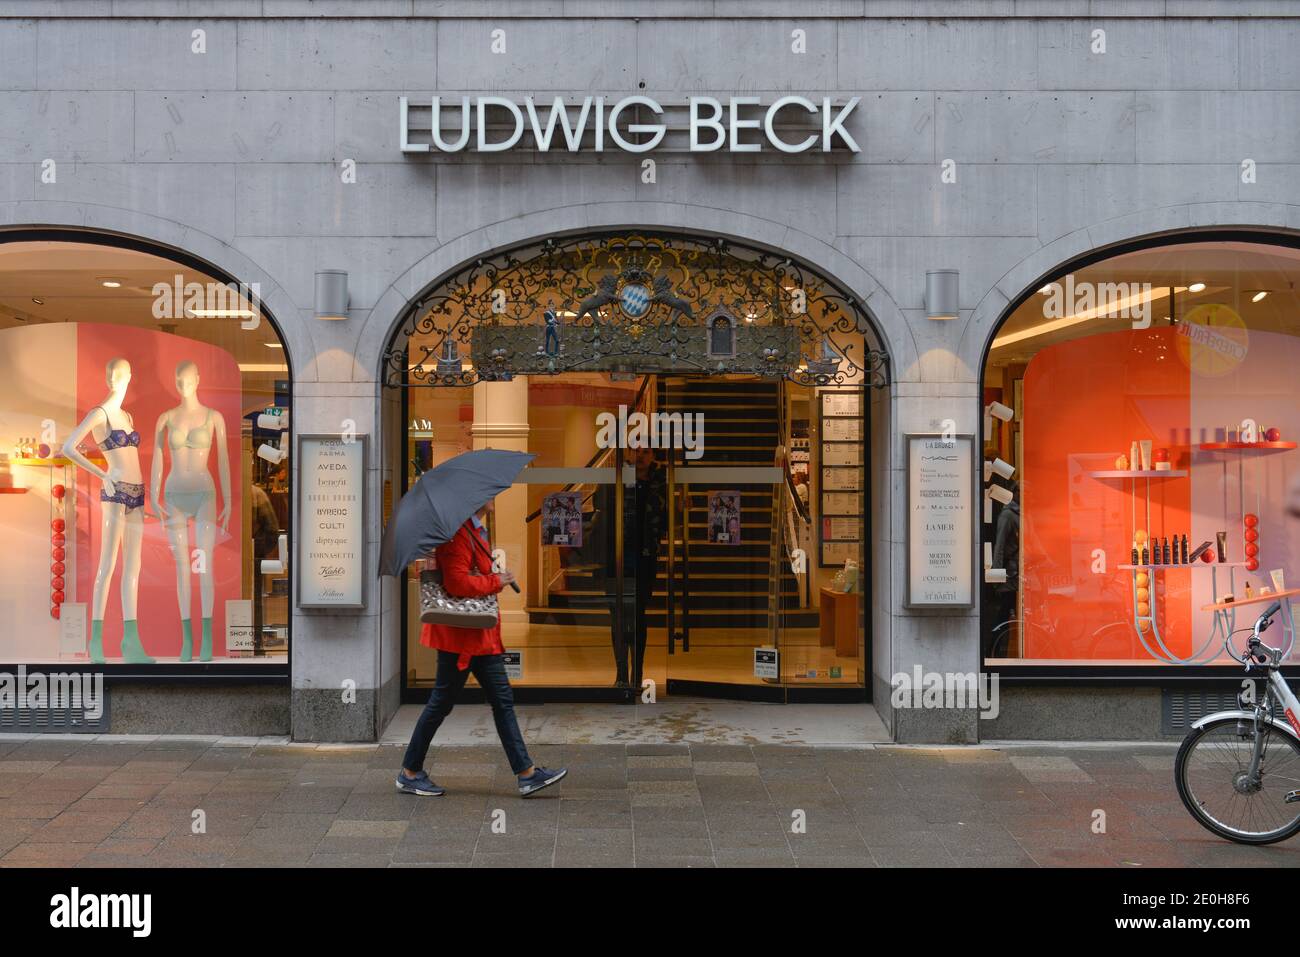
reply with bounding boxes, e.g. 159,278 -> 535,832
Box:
2,735 -> 1300,868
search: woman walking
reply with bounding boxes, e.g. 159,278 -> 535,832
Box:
397,499 -> 567,797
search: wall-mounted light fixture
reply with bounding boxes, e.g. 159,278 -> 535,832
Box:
924,269 -> 959,320
315,269 -> 349,320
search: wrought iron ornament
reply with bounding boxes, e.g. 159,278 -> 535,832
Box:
383,232 -> 889,389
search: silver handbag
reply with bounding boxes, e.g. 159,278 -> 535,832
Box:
418,568 -> 500,628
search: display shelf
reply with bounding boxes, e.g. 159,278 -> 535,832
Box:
1119,561 -> 1247,570
1202,587 -> 1300,612
1088,469 -> 1187,479
1199,441 -> 1297,452
14,456 -> 107,467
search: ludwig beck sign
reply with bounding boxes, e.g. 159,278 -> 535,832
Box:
399,95 -> 862,154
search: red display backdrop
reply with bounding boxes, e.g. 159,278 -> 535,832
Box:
1020,327 -> 1192,660
74,325 -> 243,659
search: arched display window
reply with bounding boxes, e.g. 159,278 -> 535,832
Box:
981,234 -> 1300,672
0,232 -> 291,669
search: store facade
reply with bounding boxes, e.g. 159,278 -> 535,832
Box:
2,2 -> 1300,741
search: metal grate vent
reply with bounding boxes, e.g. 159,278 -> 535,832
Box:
0,696 -> 110,734
1162,686 -> 1276,734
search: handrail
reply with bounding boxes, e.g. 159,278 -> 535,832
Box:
783,454 -> 811,525
524,375 -> 653,522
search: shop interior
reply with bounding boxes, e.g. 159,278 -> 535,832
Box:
0,238 -> 289,665
983,239 -> 1300,667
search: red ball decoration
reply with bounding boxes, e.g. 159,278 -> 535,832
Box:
51,518 -> 64,533
50,605 -> 60,619
1200,550 -> 1214,563
1266,428 -> 1282,442
51,561 -> 64,575
1153,448 -> 1169,463
51,546 -> 64,561
51,533 -> 64,546
51,590 -> 64,603
37,443 -> 50,458
1245,528 -> 1259,543
1247,558 -> 1261,572
51,576 -> 64,590
1246,542 -> 1259,557
1244,513 -> 1259,528
51,484 -> 65,500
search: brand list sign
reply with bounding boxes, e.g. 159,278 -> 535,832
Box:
298,434 -> 367,609
906,434 -> 974,608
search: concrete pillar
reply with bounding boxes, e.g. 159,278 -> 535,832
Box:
471,376 -> 530,625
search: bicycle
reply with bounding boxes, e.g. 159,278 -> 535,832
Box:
1174,600 -> 1300,844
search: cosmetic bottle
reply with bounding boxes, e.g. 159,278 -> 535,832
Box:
1181,535 -> 1189,564
1131,542 -> 1140,565
1163,538 -> 1172,565
1141,544 -> 1149,566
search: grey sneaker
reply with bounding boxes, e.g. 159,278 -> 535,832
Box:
518,766 -> 567,797
395,770 -> 446,796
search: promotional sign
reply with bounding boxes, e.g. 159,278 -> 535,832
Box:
754,647 -> 779,679
707,491 -> 742,544
540,491 -> 583,547
225,599 -> 253,657
503,650 -> 523,680
906,434 -> 974,608
297,434 -> 367,609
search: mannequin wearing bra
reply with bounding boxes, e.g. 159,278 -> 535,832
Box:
151,360 -> 231,662
60,357 -> 155,664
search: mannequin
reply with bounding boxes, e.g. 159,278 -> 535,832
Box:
61,357 -> 156,664
150,360 -> 231,662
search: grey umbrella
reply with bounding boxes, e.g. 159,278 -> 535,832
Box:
379,448 -> 536,589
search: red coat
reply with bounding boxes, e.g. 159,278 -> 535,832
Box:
420,521 -> 505,670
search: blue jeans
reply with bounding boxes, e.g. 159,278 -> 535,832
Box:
402,651 -> 533,775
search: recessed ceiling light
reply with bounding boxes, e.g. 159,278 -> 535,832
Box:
1251,290 -> 1269,303
1038,284 -> 1053,295
100,279 -> 122,288
1188,282 -> 1206,293
30,297 -> 43,305
264,342 -> 283,349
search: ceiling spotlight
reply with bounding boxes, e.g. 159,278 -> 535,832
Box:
30,297 -> 43,305
100,279 -> 122,288
1188,282 -> 1206,293
1251,290 -> 1269,303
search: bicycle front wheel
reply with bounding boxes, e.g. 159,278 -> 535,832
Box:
1175,717 -> 1300,845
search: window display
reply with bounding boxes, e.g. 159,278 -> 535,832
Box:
982,238 -> 1300,667
0,238 -> 290,666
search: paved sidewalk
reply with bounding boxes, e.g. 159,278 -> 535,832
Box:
3,735 -> 1300,868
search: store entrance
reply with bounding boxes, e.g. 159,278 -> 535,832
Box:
398,370 -> 868,701
386,231 -> 886,703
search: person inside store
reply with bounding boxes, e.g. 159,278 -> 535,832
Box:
397,498 -> 567,798
611,446 -> 669,690
988,479 -> 1020,657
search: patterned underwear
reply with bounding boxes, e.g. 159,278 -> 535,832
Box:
101,480 -> 146,512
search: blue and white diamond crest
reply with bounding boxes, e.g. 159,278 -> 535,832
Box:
619,283 -> 651,319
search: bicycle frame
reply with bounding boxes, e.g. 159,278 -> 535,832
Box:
1191,662 -> 1300,787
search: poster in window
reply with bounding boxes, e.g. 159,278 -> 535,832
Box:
707,490 -> 742,544
824,418 -> 861,441
541,491 -> 583,547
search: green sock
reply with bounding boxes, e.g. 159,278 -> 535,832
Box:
200,616 -> 213,662
89,620 -> 105,664
119,619 -> 155,665
179,619 -> 193,662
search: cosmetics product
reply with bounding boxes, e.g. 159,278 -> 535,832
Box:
1139,440 -> 1153,472
1181,535 -> 1189,564
1115,454 -> 1129,471
1163,538 -> 1171,565
1130,441 -> 1140,472
1216,531 -> 1228,563
1132,542 -> 1140,565
1245,581 -> 1254,600
1271,569 -> 1286,593
1141,545 -> 1149,566
1189,540 -> 1214,563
